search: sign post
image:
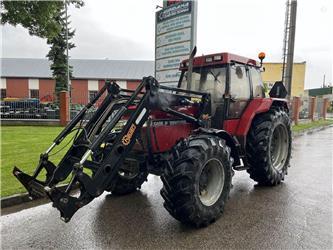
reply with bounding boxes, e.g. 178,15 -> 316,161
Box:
155,1 -> 197,87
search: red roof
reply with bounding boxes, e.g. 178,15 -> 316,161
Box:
180,52 -> 260,69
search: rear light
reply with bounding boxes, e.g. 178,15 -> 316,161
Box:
213,55 -> 222,61
205,57 -> 213,63
186,61 -> 189,66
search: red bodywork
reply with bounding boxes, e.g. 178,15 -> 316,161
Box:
140,97 -> 287,153
224,98 -> 273,136
135,52 -> 287,154
135,106 -> 197,153
180,52 -> 260,70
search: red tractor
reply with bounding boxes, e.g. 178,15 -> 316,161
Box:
13,49 -> 292,227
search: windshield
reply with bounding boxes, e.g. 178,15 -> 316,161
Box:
180,66 -> 227,102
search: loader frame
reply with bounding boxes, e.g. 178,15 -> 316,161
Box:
13,76 -> 213,221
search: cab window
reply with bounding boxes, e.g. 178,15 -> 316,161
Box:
250,67 -> 265,98
229,64 -> 251,99
180,66 -> 227,103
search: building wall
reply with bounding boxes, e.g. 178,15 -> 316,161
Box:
261,62 -> 306,97
71,80 -> 88,104
127,80 -> 141,90
6,78 -> 29,98
1,78 -> 142,102
39,79 -> 56,102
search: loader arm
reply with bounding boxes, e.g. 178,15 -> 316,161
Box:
13,76 -> 210,222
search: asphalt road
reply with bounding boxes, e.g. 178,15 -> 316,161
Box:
1,127 -> 332,249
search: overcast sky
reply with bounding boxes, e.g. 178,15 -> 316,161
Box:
1,0 -> 332,89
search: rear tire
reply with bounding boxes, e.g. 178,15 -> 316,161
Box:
246,107 -> 292,185
160,134 -> 233,227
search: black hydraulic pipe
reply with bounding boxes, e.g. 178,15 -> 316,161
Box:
53,83 -> 109,145
89,106 -> 127,151
89,78 -> 148,151
163,107 -> 202,126
124,78 -> 147,107
159,84 -> 205,96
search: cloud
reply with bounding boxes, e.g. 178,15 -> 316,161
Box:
1,0 -> 332,88
1,24 -> 50,58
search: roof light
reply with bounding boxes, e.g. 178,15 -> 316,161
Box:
213,55 -> 222,61
205,57 -> 213,63
258,52 -> 266,60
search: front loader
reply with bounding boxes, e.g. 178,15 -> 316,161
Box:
13,50 -> 292,227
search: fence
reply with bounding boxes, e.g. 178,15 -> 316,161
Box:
1,90 -> 331,126
291,96 -> 331,125
0,91 -> 99,122
0,94 -> 60,120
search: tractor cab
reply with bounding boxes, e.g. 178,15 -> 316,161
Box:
178,53 -> 265,128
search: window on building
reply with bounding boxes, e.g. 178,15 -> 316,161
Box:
0,89 -> 6,99
30,89 -> 39,99
89,90 -> 98,102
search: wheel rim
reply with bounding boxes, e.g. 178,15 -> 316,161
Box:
198,158 -> 225,206
118,160 -> 140,180
270,124 -> 289,171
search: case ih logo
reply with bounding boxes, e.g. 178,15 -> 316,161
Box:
122,124 -> 136,146
158,1 -> 191,22
166,0 -> 183,6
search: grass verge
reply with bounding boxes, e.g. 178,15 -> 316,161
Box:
1,126 -> 72,197
292,119 -> 333,133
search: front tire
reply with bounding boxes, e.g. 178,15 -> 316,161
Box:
106,160 -> 148,195
160,134 -> 233,227
246,107 -> 292,185
92,156 -> 148,195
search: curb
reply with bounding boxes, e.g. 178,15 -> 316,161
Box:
1,124 -> 333,209
1,184 -> 69,209
292,123 -> 333,138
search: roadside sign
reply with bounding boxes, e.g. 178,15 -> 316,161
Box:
155,1 -> 197,86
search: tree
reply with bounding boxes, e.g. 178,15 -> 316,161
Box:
1,1 -> 63,39
46,7 -> 76,93
1,1 -> 83,95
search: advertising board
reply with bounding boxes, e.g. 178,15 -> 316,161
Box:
155,1 -> 197,86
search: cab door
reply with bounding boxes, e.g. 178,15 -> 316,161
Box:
226,64 -> 252,119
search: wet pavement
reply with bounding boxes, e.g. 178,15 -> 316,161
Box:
1,127 -> 332,249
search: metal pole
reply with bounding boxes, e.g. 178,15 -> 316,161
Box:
65,0 -> 70,119
281,0 -> 290,84
285,0 -> 297,98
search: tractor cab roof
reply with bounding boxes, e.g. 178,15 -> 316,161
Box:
179,52 -> 260,70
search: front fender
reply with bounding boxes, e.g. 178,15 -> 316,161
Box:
194,128 -> 241,166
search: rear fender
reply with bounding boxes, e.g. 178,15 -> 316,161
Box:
236,98 -> 273,137
235,98 -> 289,149
272,98 -> 290,112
